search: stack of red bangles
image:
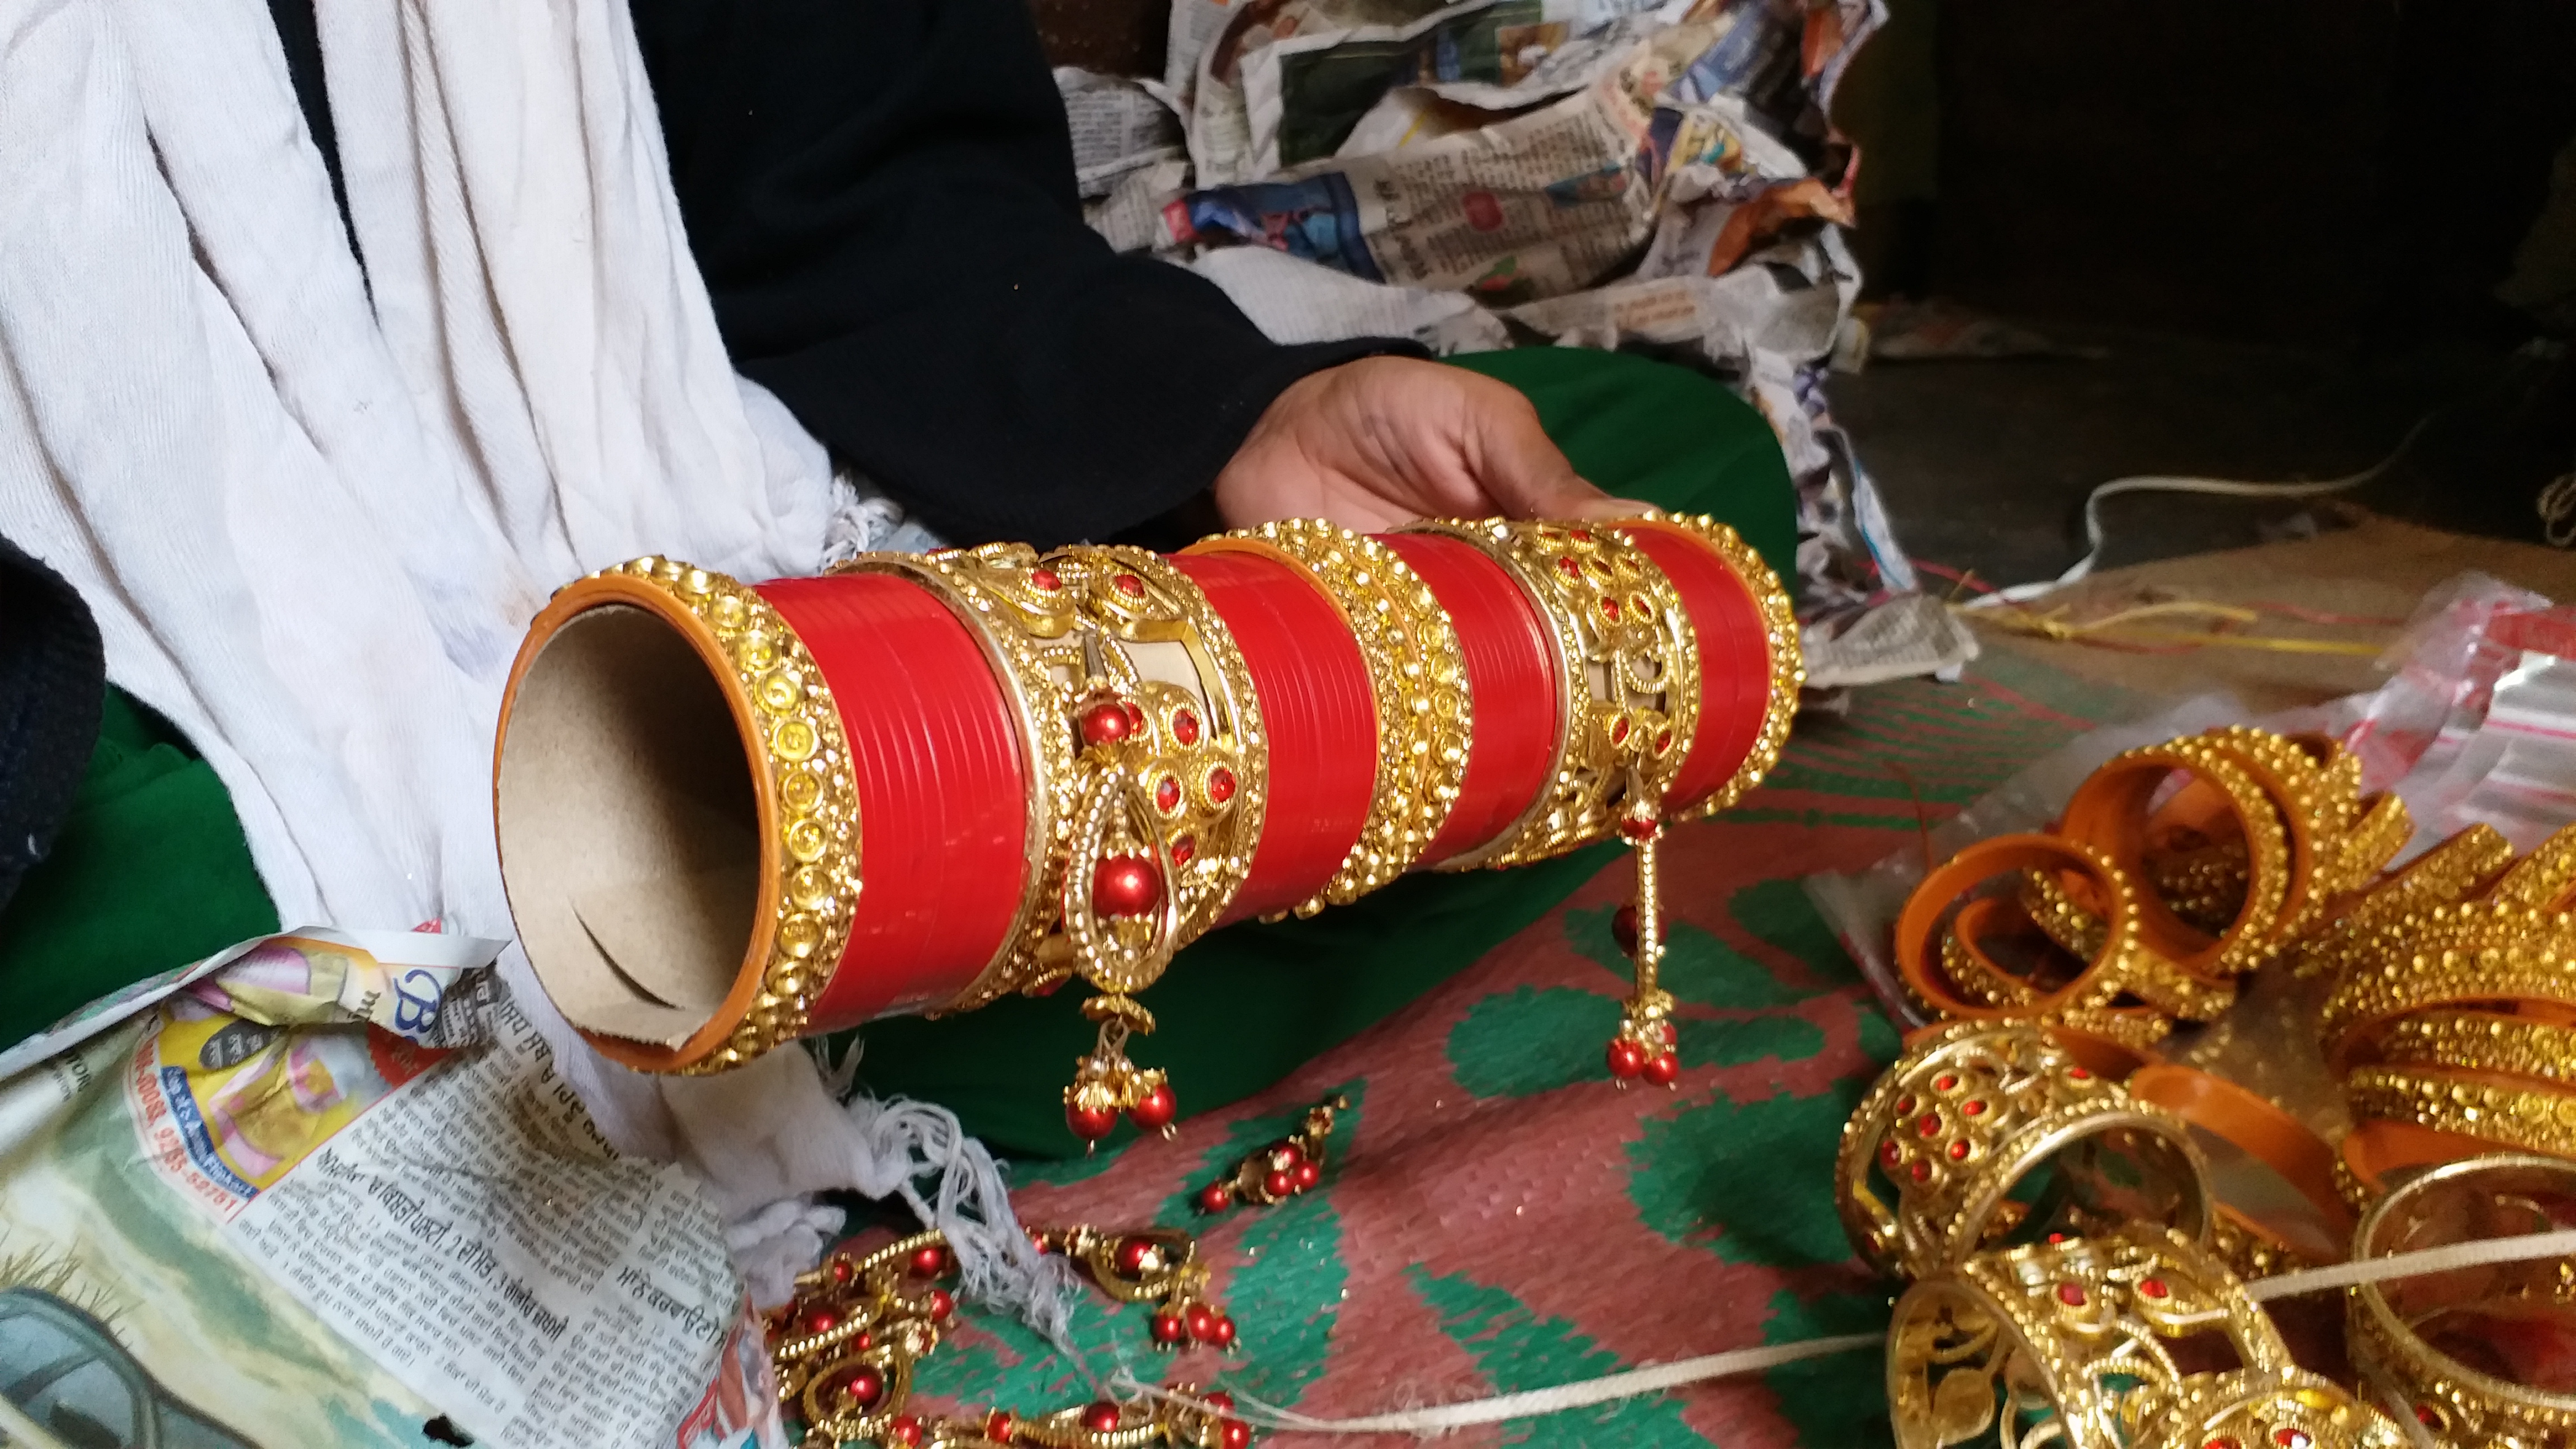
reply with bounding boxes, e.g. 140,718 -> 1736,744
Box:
493,514 -> 1800,1134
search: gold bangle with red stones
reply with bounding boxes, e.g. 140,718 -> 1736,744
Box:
1889,1222 -> 2406,1449
2347,1154 -> 2576,1449
1834,1020 -> 2214,1280
774,1227 -> 1254,1449
1400,519 -> 1698,870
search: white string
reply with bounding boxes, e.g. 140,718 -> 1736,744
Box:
1120,1229 -> 2576,1438
1973,415 -> 2436,606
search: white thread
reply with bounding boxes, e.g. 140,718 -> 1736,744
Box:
1121,1230 -> 2576,1437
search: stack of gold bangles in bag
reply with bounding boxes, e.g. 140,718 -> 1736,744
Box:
1845,726 -> 2576,1447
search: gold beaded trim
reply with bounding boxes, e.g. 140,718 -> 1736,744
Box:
1644,514 -> 1805,821
2345,1063 -> 2576,1156
2490,823 -> 2576,912
2015,869 -> 2239,1020
1404,518 -> 1698,870
1202,522 -> 1471,911
2209,1212 -> 2314,1281
2288,825 -> 2513,983
593,557 -> 859,1073
2321,931 -> 2576,1071
2371,1008 -> 2576,1088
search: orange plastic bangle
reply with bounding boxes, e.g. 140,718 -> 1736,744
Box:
2127,1064 -> 2355,1244
1897,835 -> 2151,1022
2059,745 -> 2292,981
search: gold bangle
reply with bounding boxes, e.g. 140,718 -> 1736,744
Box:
1890,1222 -> 2402,1449
2488,822 -> 2576,913
2289,824 -> 2514,983
2015,870 -> 2240,1020
2343,1063 -> 2576,1158
2060,740 -> 2294,979
1639,514 -> 1804,822
2194,726 -> 2361,939
2371,1008 -> 2576,1088
1190,521 -> 1471,910
2348,1153 -> 2576,1448
1836,1021 -> 2212,1280
2336,790 -> 2414,893
1402,519 -> 1699,869
2320,927 -> 2576,1074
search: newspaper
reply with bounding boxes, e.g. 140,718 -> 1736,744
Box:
0,929 -> 780,1449
1054,68 -> 1185,199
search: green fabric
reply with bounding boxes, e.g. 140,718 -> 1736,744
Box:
0,689 -> 280,1049
854,347 -> 1800,1158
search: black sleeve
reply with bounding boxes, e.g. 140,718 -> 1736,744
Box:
629,0 -> 1415,547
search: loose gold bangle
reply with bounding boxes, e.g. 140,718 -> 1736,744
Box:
2370,1008 -> 2576,1088
1190,520 -> 1471,910
1638,513 -> 1803,822
1402,519 -> 1698,869
2343,1063 -> 2576,1158
2060,740 -> 2295,980
2015,870 -> 2239,1020
2348,1153 -> 2576,1449
1836,1020 -> 2212,1280
2321,928 -> 2576,1074
2288,823 -> 2514,983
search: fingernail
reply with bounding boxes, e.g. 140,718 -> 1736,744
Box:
1568,496 -> 1659,520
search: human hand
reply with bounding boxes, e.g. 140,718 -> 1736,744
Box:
1211,356 -> 1649,533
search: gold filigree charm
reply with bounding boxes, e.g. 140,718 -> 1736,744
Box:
1064,995 -> 1177,1146
1193,1094 -> 1348,1214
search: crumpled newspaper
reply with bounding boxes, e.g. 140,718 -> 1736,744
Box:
1055,0 -> 1968,684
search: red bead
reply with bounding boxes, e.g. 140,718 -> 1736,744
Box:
1607,1040 -> 1647,1078
1946,1140 -> 1968,1160
1220,1420 -> 1252,1449
1206,766 -> 1237,805
1213,1314 -> 1238,1347
911,1245 -> 949,1277
1293,1160 -> 1320,1190
2201,1440 -> 2237,1449
1151,1311 -> 1187,1344
1265,1169 -> 1294,1197
1655,1020 -> 1676,1044
2067,1067 -> 2092,1081
1171,709 -> 1201,746
1113,572 -> 1144,597
2413,1405 -> 2441,1428
1909,1160 -> 1931,1182
1963,1100 -> 1987,1117
1078,701 -> 1133,747
2274,1431 -> 2312,1449
1186,1304 -> 1220,1342
1611,905 -> 1639,954
1276,1142 -> 1304,1166
888,1417 -> 924,1447
1618,812 -> 1658,841
1205,1394 -> 1237,1413
1068,1104 -> 1119,1140
1879,1141 -> 1902,1167
1156,776 -> 1182,812
1030,568 -> 1062,592
1916,1112 -> 1941,1137
2055,1282 -> 2087,1307
1931,1073 -> 1958,1092
1130,1082 -> 1177,1130
1115,1237 -> 1158,1277
802,1309 -> 838,1336
1642,1052 -> 1680,1086
837,1365 -> 886,1410
1894,1094 -> 1916,1115
1082,1401 -> 1124,1433
1124,700 -> 1148,733
986,1410 -> 1018,1443
1171,835 -> 1196,866
2138,1277 -> 2168,1299
1198,1183 -> 1233,1214
928,1289 -> 955,1321
2047,1233 -> 2069,1244
1091,854 -> 1164,917
830,1259 -> 854,1285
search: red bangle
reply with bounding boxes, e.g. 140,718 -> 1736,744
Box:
1621,521 -> 1771,814
1169,552 -> 1377,922
759,574 -> 1030,1029
1378,532 -> 1560,865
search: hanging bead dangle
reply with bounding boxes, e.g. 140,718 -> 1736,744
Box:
1605,790 -> 1680,1089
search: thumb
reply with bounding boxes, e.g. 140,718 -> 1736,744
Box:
1461,384 -> 1650,523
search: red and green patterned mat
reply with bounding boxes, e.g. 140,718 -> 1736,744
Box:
880,651 -> 2146,1446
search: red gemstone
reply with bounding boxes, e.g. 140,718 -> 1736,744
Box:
1172,709 -> 1202,746
986,1410 -> 1018,1443
1221,1420 -> 1253,1449
1894,1094 -> 1917,1115
1113,572 -> 1144,598
1655,728 -> 1674,754
927,1289 -> 954,1321
889,1417 -> 925,1447
802,1309 -> 839,1336
2067,1067 -> 2092,1081
1265,1169 -> 1294,1197
1932,1073 -> 1958,1092
1078,700 -> 1133,747
1171,835 -> 1197,866
1030,568 -> 1062,592
2055,1282 -> 2087,1307
1607,1040 -> 1647,1078
830,1259 -> 854,1285
1909,1160 -> 1931,1182
1187,1304 -> 1220,1342
1199,1183 -> 1234,1214
1947,1140 -> 1968,1160
1091,854 -> 1164,917
1213,1314 -> 1239,1348
1124,700 -> 1148,733
1083,1402 -> 1124,1433
1642,1052 -> 1680,1087
1611,716 -> 1632,745
1963,1100 -> 1987,1117
2203,1440 -> 2237,1449
1570,529 -> 1594,542
2274,1433 -> 2312,1449
1130,1082 -> 1177,1130
1294,1160 -> 1320,1190
1068,1103 -> 1119,1140
2047,1233 -> 2069,1244
1156,776 -> 1182,812
839,1365 -> 886,1410
1879,1141 -> 1902,1167
2413,1405 -> 2441,1428
1557,557 -> 1581,580
1916,1112 -> 1941,1137
1207,766 -> 1237,805
1612,905 -> 1639,954
2138,1277 -> 2168,1299
1618,812 -> 1657,841
1152,1311 -> 1187,1344
1116,1237 -> 1157,1277
911,1245 -> 949,1277
1205,1394 -> 1237,1413
1601,597 -> 1622,622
